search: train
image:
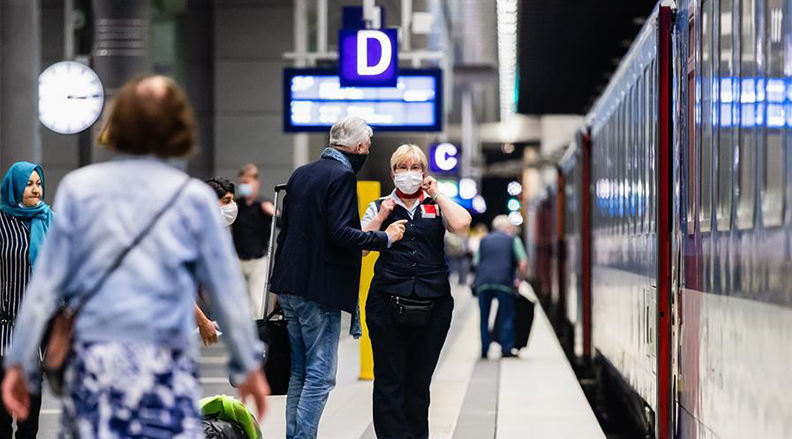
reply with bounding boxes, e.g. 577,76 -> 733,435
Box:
526,1 -> 792,439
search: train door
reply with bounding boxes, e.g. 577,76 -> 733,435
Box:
656,4 -> 676,439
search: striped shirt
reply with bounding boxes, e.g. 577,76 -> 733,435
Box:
0,210 -> 31,357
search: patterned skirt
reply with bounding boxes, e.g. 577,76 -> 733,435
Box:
59,341 -> 203,439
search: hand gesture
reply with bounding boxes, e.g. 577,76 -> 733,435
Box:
378,198 -> 396,220
238,369 -> 270,421
422,176 -> 439,198
385,219 -> 408,243
2,366 -> 31,421
198,318 -> 219,347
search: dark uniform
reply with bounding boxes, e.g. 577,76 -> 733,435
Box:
366,194 -> 453,439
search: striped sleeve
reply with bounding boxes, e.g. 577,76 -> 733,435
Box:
0,212 -> 31,357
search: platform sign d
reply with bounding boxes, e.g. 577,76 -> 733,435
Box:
339,28 -> 398,87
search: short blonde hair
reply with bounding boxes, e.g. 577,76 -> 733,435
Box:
390,144 -> 428,172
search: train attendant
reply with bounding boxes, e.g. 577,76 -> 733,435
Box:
0,162 -> 54,439
362,144 -> 471,439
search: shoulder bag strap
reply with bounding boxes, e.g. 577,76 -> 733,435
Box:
72,176 -> 193,315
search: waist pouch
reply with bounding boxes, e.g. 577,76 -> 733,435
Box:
387,296 -> 435,327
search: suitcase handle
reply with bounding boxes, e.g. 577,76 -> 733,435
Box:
261,183 -> 287,318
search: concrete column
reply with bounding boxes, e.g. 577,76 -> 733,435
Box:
91,0 -> 151,162
0,0 -> 42,171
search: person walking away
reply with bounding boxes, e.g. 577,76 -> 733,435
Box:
195,177 -> 239,347
473,215 -> 528,359
361,144 -> 472,439
1,75 -> 270,439
232,164 -> 276,318
0,162 -> 55,439
269,116 -> 407,439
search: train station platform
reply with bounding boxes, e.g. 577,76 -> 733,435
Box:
37,284 -> 605,439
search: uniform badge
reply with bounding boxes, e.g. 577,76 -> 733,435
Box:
421,204 -> 437,218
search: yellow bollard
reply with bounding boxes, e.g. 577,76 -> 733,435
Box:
357,181 -> 380,381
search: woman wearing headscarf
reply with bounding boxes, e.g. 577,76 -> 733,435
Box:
0,162 -> 54,439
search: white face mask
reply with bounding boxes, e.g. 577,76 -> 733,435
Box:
394,171 -> 423,195
220,202 -> 238,226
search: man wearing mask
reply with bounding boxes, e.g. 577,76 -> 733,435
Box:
195,177 -> 239,346
232,164 -> 276,318
270,116 -> 407,439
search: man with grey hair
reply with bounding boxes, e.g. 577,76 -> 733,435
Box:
473,215 -> 528,359
270,116 -> 407,439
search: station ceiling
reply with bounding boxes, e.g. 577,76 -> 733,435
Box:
517,0 -> 657,115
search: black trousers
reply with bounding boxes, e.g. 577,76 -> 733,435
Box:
0,358 -> 42,439
366,291 -> 453,439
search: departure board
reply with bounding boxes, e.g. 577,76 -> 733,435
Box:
283,68 -> 443,132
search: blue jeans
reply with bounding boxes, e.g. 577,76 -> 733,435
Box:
278,294 -> 341,439
478,289 -> 515,355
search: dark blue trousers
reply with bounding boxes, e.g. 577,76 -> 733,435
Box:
478,289 -> 515,356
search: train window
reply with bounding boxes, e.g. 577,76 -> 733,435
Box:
648,59 -> 656,234
700,0 -> 714,232
762,0 -> 785,227
632,80 -> 640,235
627,84 -> 635,232
737,0 -> 757,230
687,16 -> 698,235
620,98 -> 626,232
716,0 -> 734,231
637,71 -> 645,235
644,65 -> 652,234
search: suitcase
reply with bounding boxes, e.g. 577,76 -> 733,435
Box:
255,183 -> 291,395
492,293 -> 535,351
513,294 -> 535,350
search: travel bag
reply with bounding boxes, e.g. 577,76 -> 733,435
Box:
255,183 -> 291,395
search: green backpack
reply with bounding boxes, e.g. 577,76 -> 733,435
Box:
199,395 -> 262,439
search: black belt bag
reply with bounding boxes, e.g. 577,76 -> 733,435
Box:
388,296 -> 435,327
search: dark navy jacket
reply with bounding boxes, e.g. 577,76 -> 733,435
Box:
473,231 -> 518,290
370,196 -> 451,298
270,156 -> 389,313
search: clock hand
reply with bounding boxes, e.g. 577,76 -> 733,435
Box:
66,94 -> 103,99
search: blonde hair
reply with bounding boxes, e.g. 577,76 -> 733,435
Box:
390,144 -> 428,172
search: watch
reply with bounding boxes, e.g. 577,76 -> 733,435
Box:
38,61 -> 105,135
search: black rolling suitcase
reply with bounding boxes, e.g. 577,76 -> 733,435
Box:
492,292 -> 535,351
513,294 -> 535,350
255,183 -> 291,395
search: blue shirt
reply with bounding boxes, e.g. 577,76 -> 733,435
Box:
5,156 -> 263,388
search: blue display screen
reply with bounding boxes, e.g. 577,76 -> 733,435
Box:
283,68 -> 443,132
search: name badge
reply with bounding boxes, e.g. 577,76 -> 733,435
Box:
421,204 -> 437,219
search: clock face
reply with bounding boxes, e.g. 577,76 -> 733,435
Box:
39,61 -> 105,135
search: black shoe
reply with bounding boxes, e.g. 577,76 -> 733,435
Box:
480,352 -> 488,360
501,351 -> 518,358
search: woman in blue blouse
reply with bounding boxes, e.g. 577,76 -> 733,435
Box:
1,76 -> 270,438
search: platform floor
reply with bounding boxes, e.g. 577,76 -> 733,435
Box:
36,284 -> 604,439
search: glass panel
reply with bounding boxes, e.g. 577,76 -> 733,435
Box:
701,0 -> 714,231
627,85 -> 634,232
620,100 -> 625,231
651,59 -> 658,234
688,18 -> 698,235
717,0 -> 734,231
638,71 -> 645,234
763,0 -> 785,226
646,65 -> 652,233
738,0 -> 758,229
